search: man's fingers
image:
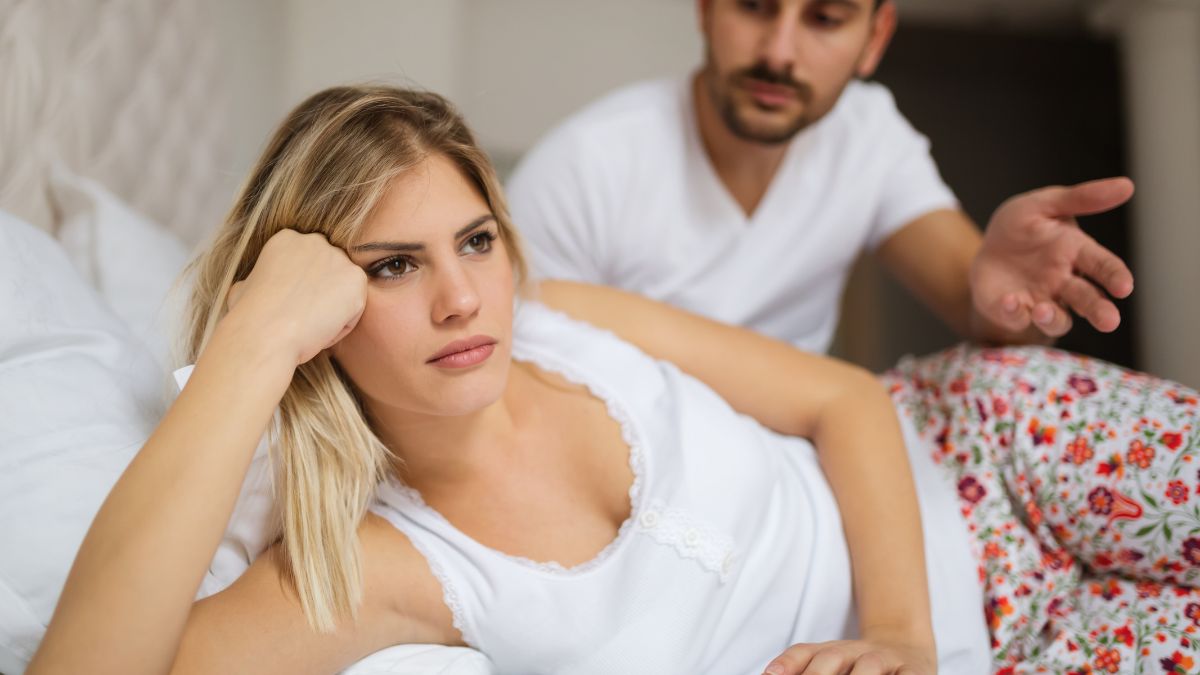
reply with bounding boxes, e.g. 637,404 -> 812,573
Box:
1075,240 -> 1134,299
994,290 -> 1033,333
1033,300 -> 1073,338
1039,176 -> 1135,218
1059,277 -> 1121,333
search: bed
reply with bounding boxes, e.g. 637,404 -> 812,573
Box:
5,3 -> 1198,674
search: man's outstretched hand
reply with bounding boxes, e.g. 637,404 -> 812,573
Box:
970,177 -> 1135,339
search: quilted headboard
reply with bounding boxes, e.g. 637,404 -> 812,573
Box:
0,0 -> 233,245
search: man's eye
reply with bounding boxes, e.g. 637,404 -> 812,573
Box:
810,12 -> 845,27
738,0 -> 767,14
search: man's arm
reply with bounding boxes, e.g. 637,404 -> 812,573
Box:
875,178 -> 1135,343
875,207 -> 1048,345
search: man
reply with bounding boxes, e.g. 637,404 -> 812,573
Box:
506,0 -> 1134,354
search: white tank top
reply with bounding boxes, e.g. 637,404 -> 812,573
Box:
370,302 -> 989,674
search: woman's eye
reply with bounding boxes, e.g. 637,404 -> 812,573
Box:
462,231 -> 495,255
371,256 -> 416,279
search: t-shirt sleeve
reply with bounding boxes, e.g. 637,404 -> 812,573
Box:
505,126 -> 617,284
867,94 -> 960,250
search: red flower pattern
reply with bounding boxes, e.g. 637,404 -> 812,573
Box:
1167,480 -> 1190,505
884,345 -> 1200,672
1128,439 -> 1156,469
1066,435 -> 1094,465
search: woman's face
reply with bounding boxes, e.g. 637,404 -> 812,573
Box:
333,153 -> 515,419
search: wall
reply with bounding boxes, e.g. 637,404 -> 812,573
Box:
280,0 -> 466,105
453,0 -> 701,161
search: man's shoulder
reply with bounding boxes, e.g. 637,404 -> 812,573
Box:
810,79 -> 929,153
508,77 -> 687,191
829,79 -> 905,127
544,77 -> 685,147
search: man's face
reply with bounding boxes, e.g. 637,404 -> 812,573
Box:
699,0 -> 895,144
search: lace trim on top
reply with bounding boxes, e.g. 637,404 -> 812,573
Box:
635,498 -> 738,583
388,347 -> 648,576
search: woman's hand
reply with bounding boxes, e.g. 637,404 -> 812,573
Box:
763,637 -> 936,675
225,229 -> 368,367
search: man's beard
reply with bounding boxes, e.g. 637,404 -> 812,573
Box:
706,61 -> 816,145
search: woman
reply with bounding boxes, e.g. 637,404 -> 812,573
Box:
27,86 -> 1198,675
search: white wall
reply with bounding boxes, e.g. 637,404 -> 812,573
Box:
213,0 -> 471,192
1095,0 -> 1200,388
280,0 -> 466,106
212,0 -> 288,199
254,0 -> 702,163
454,0 -> 701,158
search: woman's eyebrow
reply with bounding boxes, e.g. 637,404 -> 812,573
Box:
351,214 -> 495,253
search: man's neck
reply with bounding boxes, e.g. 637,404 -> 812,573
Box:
691,71 -> 790,217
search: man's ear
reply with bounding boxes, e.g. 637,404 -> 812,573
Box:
856,0 -> 898,78
697,0 -> 715,36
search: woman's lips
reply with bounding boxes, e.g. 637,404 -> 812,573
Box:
429,343 -> 495,369
427,336 -> 497,369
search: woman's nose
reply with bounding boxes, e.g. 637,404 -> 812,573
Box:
431,263 -> 482,324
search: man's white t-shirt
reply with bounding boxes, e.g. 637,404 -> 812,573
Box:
507,76 -> 958,353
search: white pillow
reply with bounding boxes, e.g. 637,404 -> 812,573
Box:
48,164 -> 192,369
0,210 -> 167,671
339,644 -> 494,675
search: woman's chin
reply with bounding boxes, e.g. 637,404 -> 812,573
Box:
424,368 -> 511,418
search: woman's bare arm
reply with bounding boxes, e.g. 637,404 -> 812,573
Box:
28,231 -> 380,673
170,515 -> 456,675
27,319 -> 296,673
537,281 -> 935,661
32,323 -> 453,674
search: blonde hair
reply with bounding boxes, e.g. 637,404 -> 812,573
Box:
184,85 -> 527,631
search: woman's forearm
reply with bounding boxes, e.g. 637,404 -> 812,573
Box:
537,281 -> 936,648
28,317 -> 295,674
813,372 -> 934,652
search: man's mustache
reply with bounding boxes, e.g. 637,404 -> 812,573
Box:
734,63 -> 813,102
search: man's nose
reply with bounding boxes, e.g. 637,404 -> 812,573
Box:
759,12 -> 800,73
